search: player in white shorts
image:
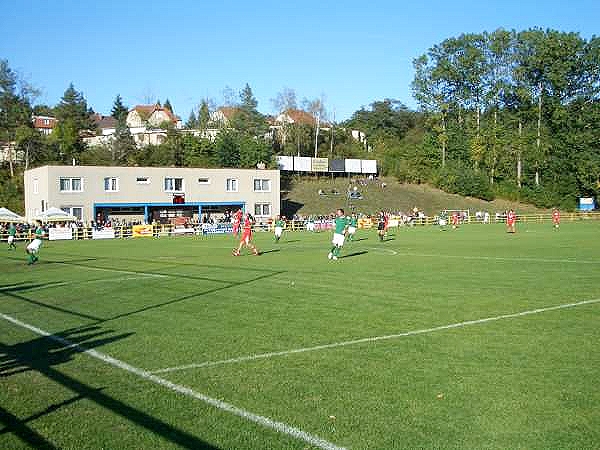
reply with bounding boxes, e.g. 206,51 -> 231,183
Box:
26,223 -> 44,265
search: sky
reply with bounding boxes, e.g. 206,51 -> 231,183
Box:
1,0 -> 598,122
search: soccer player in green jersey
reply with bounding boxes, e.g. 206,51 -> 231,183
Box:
7,223 -> 17,250
347,213 -> 358,241
328,209 -> 348,261
274,215 -> 285,242
26,223 -> 44,265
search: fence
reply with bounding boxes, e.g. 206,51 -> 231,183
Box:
2,212 -> 600,242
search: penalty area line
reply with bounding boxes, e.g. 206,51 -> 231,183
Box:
151,298 -> 600,374
0,313 -> 347,450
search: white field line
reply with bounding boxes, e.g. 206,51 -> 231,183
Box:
0,313 -> 347,450
367,247 -> 398,255
151,298 -> 600,374
393,252 -> 600,265
18,276 -> 155,293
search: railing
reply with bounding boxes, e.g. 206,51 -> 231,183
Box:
2,212 -> 600,242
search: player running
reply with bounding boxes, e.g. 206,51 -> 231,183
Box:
274,215 -> 285,242
7,223 -> 17,250
451,211 -> 459,229
506,209 -> 516,233
233,213 -> 260,256
552,208 -> 560,229
347,213 -> 358,241
26,222 -> 44,265
377,211 -> 386,241
328,209 -> 348,261
232,208 -> 243,237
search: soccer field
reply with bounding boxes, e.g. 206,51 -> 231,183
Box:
1,222 -> 599,450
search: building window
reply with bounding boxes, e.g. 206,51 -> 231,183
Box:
254,179 -> 271,192
136,177 -> 150,184
33,178 -> 39,195
61,206 -> 83,221
226,178 -> 238,192
254,203 -> 271,217
104,177 -> 119,192
59,177 -> 82,192
198,178 -> 211,185
164,177 -> 184,192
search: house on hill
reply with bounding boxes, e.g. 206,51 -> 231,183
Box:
126,104 -> 182,129
32,115 -> 58,135
209,106 -> 242,128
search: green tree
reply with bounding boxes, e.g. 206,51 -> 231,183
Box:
111,94 -> 128,121
215,130 -> 240,167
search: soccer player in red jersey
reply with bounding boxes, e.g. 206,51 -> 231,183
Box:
451,212 -> 459,229
552,208 -> 560,229
383,211 -> 389,232
232,208 -> 243,237
506,209 -> 516,233
233,213 -> 260,256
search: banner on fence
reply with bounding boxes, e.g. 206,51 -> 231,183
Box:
202,223 -> 233,235
92,229 -> 115,240
361,159 -> 377,174
293,156 -> 312,172
311,157 -> 329,172
276,155 -> 294,171
132,224 -> 153,237
345,159 -> 362,173
49,227 -> 73,241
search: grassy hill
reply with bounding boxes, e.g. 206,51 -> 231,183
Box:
281,175 -> 548,217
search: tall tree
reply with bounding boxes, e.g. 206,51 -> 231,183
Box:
111,94 -> 128,121
164,98 -> 173,112
0,59 -> 38,176
271,87 -> 297,113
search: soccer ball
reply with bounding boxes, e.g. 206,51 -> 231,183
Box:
332,256 -> 338,261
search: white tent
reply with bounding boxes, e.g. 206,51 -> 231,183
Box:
35,207 -> 77,222
0,207 -> 26,223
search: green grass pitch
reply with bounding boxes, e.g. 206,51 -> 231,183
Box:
1,222 -> 599,449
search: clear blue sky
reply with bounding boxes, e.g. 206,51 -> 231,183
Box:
1,0 -> 598,121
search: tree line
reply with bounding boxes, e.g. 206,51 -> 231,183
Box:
2,28 -> 599,211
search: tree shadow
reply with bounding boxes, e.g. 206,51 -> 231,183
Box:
0,326 -> 220,449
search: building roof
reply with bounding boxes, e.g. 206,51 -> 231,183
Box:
216,106 -> 242,120
92,113 -> 118,129
130,104 -> 181,123
277,109 -> 317,126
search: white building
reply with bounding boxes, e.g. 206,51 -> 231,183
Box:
24,165 -> 280,224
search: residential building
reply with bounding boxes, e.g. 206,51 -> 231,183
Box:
126,104 -> 182,129
32,115 -> 58,135
209,106 -> 241,128
24,165 -> 280,224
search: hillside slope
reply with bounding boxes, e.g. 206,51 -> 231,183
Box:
281,176 -> 548,217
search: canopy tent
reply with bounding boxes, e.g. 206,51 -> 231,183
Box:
34,207 -> 77,222
0,207 -> 26,223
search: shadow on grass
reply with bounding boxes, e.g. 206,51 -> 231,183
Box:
340,250 -> 369,259
0,326 -> 220,450
259,249 -> 281,255
282,239 -> 300,244
349,237 -> 368,242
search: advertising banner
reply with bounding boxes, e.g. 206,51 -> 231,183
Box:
311,157 -> 329,172
329,159 -> 345,172
48,227 -> 73,241
201,223 -> 233,235
276,155 -> 294,171
361,159 -> 378,174
92,229 -> 115,240
345,159 -> 362,173
132,224 -> 153,237
293,156 -> 312,172
578,197 -> 595,211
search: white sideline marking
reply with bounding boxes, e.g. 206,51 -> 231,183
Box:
152,298 -> 600,374
394,252 -> 600,265
0,313 -> 346,450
